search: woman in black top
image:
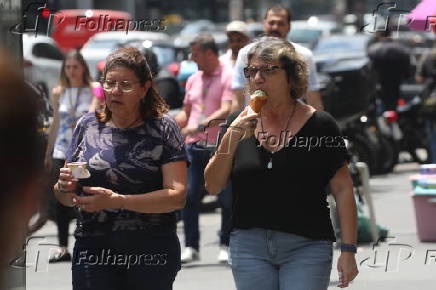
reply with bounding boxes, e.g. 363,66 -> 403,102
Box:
205,38 -> 358,289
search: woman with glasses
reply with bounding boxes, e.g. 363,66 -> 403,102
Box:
53,47 -> 188,290
205,38 -> 358,290
44,50 -> 101,263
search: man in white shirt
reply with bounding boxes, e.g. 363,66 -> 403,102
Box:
220,20 -> 250,68
231,4 -> 324,112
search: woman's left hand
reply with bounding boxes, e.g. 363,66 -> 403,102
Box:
74,187 -> 124,212
337,252 -> 359,288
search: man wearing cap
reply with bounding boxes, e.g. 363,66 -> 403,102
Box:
231,4 -> 324,112
220,20 -> 250,68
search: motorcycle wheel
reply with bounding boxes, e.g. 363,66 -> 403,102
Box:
375,134 -> 399,174
348,135 -> 378,175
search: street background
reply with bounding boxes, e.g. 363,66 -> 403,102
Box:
12,163 -> 436,290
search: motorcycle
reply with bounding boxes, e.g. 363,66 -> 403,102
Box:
396,96 -> 431,164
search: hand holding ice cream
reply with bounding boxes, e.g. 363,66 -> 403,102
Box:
249,90 -> 268,113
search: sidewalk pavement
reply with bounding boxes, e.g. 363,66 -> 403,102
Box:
17,163 -> 436,290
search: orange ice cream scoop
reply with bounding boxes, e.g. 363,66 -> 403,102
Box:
249,90 -> 268,113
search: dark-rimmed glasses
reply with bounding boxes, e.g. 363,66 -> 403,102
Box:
243,65 -> 283,79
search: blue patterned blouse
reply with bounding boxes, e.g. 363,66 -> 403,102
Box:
65,112 -> 188,238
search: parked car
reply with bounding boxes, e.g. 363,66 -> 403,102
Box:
22,33 -> 63,96
288,18 -> 338,49
81,31 -> 171,79
179,20 -> 216,35
95,39 -> 184,109
51,9 -> 131,53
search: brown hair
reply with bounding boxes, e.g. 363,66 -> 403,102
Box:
59,49 -> 92,88
246,38 -> 308,99
264,4 -> 293,23
97,47 -> 168,122
190,34 -> 219,56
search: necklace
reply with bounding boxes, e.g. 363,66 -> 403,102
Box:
260,101 -> 297,169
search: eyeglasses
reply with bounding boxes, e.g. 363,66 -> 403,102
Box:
243,65 -> 283,79
101,79 -> 141,93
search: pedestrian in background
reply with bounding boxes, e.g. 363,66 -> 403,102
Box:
416,30 -> 436,163
205,38 -> 358,290
44,50 -> 101,263
208,20 -> 251,263
220,20 -> 250,68
368,29 -> 411,111
231,4 -> 324,112
54,47 -> 188,290
175,34 -> 233,263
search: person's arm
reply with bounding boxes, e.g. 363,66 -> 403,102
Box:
204,108 -> 257,194
329,164 -> 358,288
76,161 -> 188,213
305,51 -> 324,111
54,176 -> 78,207
231,89 -> 245,112
201,100 -> 232,128
174,103 -> 191,128
231,45 -> 249,113
175,77 -> 193,128
44,87 -> 61,167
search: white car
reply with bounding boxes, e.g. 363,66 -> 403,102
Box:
81,31 -> 171,79
288,18 -> 338,49
23,34 -> 63,96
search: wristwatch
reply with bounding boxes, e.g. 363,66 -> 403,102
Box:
340,243 -> 357,253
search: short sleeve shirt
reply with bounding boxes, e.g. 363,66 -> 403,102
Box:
223,110 -> 349,241
65,113 -> 188,237
183,63 -> 233,145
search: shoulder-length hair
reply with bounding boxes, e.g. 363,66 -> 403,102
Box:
96,47 -> 168,122
58,50 -> 92,88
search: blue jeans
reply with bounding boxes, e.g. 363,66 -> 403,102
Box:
183,143 -> 233,250
229,228 -> 333,290
71,231 -> 181,290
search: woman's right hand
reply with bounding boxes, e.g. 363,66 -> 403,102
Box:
56,167 -> 78,193
227,106 -> 259,141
